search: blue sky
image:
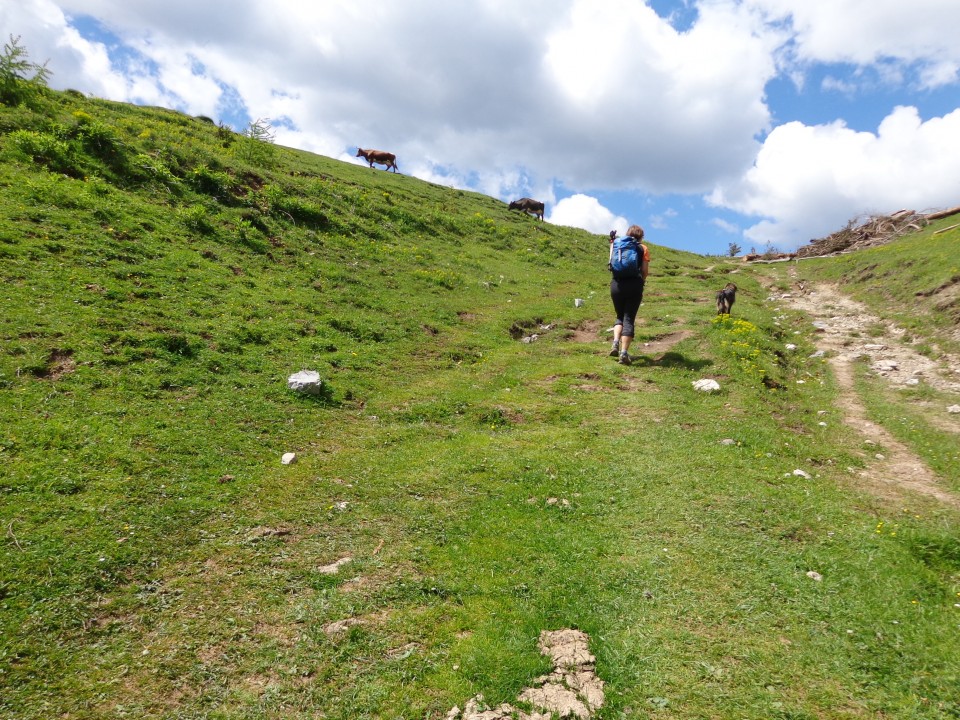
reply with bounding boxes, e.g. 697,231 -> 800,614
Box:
3,0 -> 960,256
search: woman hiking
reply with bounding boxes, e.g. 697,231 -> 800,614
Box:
608,224 -> 650,365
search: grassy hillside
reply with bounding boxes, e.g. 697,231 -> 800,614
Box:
2,83 -> 959,719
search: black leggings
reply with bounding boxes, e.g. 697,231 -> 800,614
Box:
611,276 -> 645,338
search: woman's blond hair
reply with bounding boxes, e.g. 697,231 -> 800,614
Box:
626,224 -> 645,240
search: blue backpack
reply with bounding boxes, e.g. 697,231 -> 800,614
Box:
609,236 -> 641,278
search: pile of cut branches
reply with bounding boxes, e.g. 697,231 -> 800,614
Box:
796,209 -> 935,258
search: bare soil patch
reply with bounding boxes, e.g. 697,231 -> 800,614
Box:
570,319 -> 602,343
35,348 -> 76,380
638,330 -> 693,356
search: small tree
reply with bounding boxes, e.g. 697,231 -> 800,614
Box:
0,35 -> 51,106
727,242 -> 742,257
236,117 -> 277,166
243,117 -> 276,143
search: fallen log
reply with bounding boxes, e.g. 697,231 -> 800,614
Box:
925,205 -> 960,222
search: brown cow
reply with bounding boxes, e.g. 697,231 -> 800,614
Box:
508,197 -> 544,221
356,147 -> 399,173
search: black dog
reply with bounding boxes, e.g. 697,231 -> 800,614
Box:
716,283 -> 737,315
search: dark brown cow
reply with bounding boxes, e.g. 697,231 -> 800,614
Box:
508,197 -> 544,221
356,147 -> 399,173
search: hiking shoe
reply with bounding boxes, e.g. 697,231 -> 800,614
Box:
609,340 -> 620,357
618,352 -> 632,366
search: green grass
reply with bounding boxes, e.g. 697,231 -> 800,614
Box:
1,84 -> 959,719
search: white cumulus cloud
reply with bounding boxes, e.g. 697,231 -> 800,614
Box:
549,194 -> 628,235
710,105 -> 960,249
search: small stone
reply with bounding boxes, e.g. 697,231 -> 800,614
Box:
806,570 -> 823,582
793,469 -> 812,479
785,343 -> 797,350
809,350 -> 825,358
281,452 -> 297,465
719,438 -> 737,446
574,298 -> 585,308
875,453 -> 886,460
947,405 -> 960,414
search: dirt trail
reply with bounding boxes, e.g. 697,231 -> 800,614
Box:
771,275 -> 960,508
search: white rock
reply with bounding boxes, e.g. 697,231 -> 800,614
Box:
864,344 -> 886,351
947,405 -> 960,414
287,369 -> 325,395
719,439 -> 737,446
692,379 -> 721,392
793,469 -> 812,480
806,570 -> 823,582
785,343 -> 797,350
809,350 -> 825,358
574,298 -> 585,308
905,378 -> 920,386
281,452 -> 297,465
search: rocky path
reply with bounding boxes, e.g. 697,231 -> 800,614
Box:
772,277 -> 960,508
